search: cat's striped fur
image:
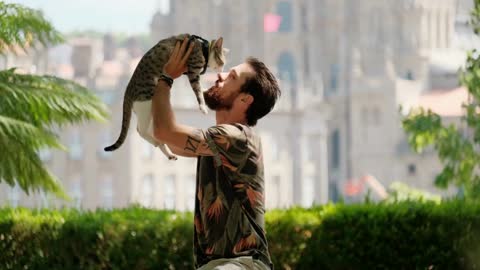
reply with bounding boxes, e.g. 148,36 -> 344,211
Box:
104,34 -> 227,159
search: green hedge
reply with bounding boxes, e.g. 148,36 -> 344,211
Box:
1,200 -> 479,269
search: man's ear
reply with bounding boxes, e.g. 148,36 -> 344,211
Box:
241,93 -> 254,105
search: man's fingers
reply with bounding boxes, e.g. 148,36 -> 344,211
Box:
179,37 -> 188,57
170,41 -> 181,61
181,42 -> 194,64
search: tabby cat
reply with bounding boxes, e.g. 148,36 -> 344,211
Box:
104,34 -> 227,160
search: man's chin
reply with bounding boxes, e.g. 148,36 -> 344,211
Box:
205,102 -> 231,111
203,87 -> 233,111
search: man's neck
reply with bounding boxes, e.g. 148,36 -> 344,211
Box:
215,110 -> 248,125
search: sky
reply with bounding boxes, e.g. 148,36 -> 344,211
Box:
6,0 -> 170,34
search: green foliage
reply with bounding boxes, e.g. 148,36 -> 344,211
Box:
0,2 -> 63,54
0,207 -> 194,270
0,2 -> 109,197
265,207 -> 322,269
298,200 -> 480,270
401,1 -> 480,200
1,202 -> 480,269
386,181 -> 442,203
471,0 -> 480,35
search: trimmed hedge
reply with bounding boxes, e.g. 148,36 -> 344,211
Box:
1,200 -> 479,269
297,200 -> 480,270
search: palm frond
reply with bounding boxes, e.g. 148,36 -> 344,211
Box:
0,2 -> 63,54
0,69 -> 110,128
0,115 -> 68,199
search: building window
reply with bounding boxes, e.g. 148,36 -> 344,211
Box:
270,135 -> 281,161
372,107 -> 381,126
408,164 -> 416,176
267,176 -> 281,208
101,174 -> 114,209
185,175 -> 196,211
437,11 -> 442,48
141,174 -> 154,208
330,129 -> 340,170
405,70 -> 414,80
369,12 -> 383,48
330,64 -> 339,91
302,176 -> 315,207
70,175 -> 83,209
141,139 -> 154,160
164,174 -> 176,210
277,1 -> 293,32
303,43 -> 310,78
328,181 -> 340,203
98,131 -> 113,159
362,108 -> 369,140
306,135 -> 317,161
301,4 -> 308,32
445,12 -> 450,47
248,0 -> 259,37
362,107 -> 369,124
69,129 -> 83,160
277,51 -> 296,84
8,184 -> 21,207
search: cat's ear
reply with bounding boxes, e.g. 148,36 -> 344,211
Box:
214,37 -> 223,48
222,48 -> 230,54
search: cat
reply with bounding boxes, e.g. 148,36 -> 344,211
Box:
103,33 -> 227,160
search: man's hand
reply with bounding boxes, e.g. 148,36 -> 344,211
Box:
163,37 -> 194,79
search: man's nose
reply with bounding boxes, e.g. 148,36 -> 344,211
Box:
217,72 -> 228,82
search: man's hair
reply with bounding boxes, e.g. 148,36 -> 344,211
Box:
240,57 -> 281,126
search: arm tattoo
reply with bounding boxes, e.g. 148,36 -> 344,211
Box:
184,129 -> 202,153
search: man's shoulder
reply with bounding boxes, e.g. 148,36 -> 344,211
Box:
207,123 -> 254,137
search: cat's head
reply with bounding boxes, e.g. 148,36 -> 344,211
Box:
208,37 -> 229,72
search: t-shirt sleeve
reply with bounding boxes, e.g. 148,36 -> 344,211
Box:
202,124 -> 249,171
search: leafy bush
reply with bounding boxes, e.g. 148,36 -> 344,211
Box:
1,200 -> 479,269
298,200 -> 480,270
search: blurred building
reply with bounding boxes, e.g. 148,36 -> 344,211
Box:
1,0 -> 478,209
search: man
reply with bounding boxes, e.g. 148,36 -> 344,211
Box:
152,37 -> 281,270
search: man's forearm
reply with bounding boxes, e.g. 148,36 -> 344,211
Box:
152,80 -> 176,138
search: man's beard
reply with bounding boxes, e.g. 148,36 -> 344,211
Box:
203,86 -> 235,111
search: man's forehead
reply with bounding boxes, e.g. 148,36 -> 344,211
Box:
232,63 -> 254,77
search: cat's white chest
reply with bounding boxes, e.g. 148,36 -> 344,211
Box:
132,100 -> 177,160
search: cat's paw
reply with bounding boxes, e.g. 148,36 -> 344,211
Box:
199,105 -> 209,115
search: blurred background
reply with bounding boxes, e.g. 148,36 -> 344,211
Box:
0,0 -> 478,210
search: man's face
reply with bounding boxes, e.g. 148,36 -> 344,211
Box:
204,62 -> 255,110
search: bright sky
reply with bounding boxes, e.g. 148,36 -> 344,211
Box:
6,0 -> 170,34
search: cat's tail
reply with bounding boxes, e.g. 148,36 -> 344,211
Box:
104,96 -> 133,152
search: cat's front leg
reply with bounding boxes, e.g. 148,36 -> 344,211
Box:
187,72 -> 208,114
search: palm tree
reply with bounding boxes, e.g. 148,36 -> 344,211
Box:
0,2 -> 109,199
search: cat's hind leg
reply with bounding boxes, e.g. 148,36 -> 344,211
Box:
146,118 -> 177,160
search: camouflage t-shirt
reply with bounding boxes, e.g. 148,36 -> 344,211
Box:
194,123 -> 273,269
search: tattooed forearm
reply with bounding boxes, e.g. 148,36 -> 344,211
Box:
184,136 -> 200,153
183,129 -> 212,155
184,129 -> 202,153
